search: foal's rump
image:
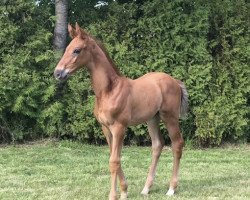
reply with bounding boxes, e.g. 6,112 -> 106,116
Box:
128,72 -> 188,124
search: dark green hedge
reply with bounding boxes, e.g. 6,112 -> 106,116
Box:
0,0 -> 249,146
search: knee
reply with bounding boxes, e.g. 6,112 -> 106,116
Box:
109,158 -> 120,173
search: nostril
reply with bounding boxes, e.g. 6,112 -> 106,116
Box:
54,70 -> 62,79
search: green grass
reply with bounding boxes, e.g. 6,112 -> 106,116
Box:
0,141 -> 249,200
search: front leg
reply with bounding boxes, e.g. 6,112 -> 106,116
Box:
102,125 -> 128,199
108,124 -> 127,200
102,125 -> 112,153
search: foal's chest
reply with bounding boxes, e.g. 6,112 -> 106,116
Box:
94,100 -> 117,126
96,110 -> 113,126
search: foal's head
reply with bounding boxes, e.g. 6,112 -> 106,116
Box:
54,23 -> 92,81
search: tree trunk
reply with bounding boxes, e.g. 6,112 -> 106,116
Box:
53,0 -> 68,51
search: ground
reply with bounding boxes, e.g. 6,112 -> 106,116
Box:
0,140 -> 249,200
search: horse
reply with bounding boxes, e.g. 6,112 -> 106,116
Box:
54,23 -> 188,200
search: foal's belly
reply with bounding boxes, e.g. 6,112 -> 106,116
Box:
129,111 -> 158,126
129,100 -> 161,125
128,79 -> 163,125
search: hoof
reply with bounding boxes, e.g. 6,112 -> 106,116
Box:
141,187 -> 149,196
166,187 -> 175,196
109,195 -> 117,200
120,192 -> 128,199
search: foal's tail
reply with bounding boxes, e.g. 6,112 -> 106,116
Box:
178,81 -> 189,118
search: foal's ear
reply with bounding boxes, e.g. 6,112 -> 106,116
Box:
68,23 -> 77,39
75,22 -> 89,40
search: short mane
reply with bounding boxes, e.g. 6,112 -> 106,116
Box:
92,36 -> 121,76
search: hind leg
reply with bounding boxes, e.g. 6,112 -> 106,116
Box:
141,115 -> 164,195
161,113 -> 184,196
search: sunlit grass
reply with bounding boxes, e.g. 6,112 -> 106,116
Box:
0,141 -> 249,200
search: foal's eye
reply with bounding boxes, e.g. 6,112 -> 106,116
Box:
73,48 -> 81,55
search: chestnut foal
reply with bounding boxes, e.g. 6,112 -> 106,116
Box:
54,23 -> 188,200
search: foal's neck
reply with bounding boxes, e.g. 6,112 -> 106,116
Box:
86,44 -> 121,98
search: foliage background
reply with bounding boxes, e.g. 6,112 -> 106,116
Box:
0,0 -> 249,146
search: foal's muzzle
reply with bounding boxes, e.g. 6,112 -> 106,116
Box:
54,69 -> 69,81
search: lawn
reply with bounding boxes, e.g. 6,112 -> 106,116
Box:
0,140 -> 249,200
